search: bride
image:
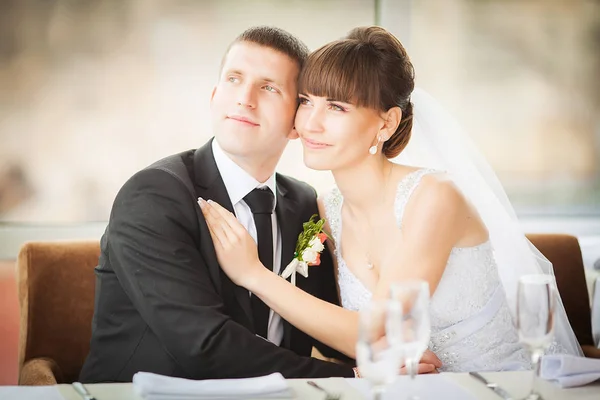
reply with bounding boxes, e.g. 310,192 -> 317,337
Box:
199,26 -> 582,372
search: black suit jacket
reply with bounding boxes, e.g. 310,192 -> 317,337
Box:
79,140 -> 354,382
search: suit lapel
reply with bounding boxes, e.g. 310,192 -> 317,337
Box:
275,176 -> 300,349
193,140 -> 254,330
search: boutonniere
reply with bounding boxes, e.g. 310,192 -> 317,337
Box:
280,214 -> 328,286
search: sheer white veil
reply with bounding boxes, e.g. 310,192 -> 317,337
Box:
393,88 -> 582,356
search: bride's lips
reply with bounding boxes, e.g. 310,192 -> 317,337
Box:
302,138 -> 332,150
226,114 -> 260,127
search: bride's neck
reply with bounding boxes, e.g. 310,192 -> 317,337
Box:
332,157 -> 394,214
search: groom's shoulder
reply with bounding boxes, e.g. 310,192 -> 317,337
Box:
143,149 -> 195,175
117,149 -> 196,198
275,173 -> 317,203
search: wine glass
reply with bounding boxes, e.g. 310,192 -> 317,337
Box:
356,299 -> 404,400
517,274 -> 556,400
390,280 -> 431,400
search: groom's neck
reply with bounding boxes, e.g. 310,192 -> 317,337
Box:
223,151 -> 281,184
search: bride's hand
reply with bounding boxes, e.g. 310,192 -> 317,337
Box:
400,363 -> 438,374
399,349 -> 442,374
420,349 -> 442,369
198,198 -> 265,288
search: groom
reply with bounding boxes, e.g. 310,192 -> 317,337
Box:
79,26 -> 356,382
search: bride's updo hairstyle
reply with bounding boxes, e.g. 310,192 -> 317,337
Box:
298,26 -> 415,158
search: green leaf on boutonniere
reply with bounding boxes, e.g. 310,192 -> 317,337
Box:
294,214 -> 330,261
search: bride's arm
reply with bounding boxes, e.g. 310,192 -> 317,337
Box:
199,178 -> 474,358
247,196 -> 361,357
248,264 -> 360,356
200,195 -> 362,357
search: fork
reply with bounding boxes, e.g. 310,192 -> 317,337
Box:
307,380 -> 342,400
469,371 -> 513,400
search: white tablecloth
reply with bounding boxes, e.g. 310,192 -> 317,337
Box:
55,371 -> 600,400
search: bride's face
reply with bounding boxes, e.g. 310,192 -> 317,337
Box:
295,93 -> 383,171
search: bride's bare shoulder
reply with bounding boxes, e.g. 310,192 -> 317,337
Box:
408,171 -> 470,216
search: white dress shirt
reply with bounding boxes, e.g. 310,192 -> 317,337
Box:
211,139 -> 284,346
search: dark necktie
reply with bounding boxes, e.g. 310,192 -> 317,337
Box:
243,187 -> 275,338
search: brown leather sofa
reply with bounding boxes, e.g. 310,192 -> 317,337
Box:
526,234 -> 600,359
16,235 -> 599,385
16,241 -> 100,385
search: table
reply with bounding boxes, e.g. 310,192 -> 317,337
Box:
56,371 -> 600,400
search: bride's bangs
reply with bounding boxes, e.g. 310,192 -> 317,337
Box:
298,40 -> 381,109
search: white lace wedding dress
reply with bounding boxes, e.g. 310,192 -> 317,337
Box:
323,168 -> 532,372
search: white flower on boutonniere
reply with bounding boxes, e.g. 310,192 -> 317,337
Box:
308,236 -> 325,253
301,248 -> 319,264
280,214 -> 328,286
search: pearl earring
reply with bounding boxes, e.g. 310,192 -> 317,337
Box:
369,136 -> 381,155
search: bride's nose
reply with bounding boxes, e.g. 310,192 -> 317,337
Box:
301,107 -> 325,133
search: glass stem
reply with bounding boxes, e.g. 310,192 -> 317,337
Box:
405,358 -> 418,400
408,358 -> 417,380
530,349 -> 543,395
371,386 -> 384,400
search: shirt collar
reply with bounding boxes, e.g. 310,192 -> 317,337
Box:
212,139 -> 277,207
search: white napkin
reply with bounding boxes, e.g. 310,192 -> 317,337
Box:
132,371 -> 294,400
541,354 -> 600,388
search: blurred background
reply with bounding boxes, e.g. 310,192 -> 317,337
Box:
0,0 -> 599,384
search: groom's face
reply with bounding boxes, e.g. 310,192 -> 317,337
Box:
211,42 -> 300,163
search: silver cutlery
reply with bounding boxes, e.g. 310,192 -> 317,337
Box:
72,381 -> 97,400
307,380 -> 342,400
469,372 -> 513,400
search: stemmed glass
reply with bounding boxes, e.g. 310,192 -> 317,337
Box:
517,274 -> 556,400
390,280 -> 431,400
356,299 -> 404,400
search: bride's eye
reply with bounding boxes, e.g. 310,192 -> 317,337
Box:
329,103 -> 346,112
298,97 -> 311,106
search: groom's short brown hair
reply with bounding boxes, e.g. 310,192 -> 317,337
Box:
220,26 -> 309,73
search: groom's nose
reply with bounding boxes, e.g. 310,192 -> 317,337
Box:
236,84 -> 257,109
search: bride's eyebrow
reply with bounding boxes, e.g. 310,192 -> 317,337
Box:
297,93 -> 352,105
326,97 -> 353,105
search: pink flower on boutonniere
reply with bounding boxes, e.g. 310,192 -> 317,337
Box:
318,232 -> 327,243
280,215 -> 329,285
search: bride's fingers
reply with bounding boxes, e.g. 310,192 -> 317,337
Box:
199,199 -> 237,244
202,207 -> 225,250
208,200 -> 248,237
400,363 -> 437,375
421,350 -> 442,368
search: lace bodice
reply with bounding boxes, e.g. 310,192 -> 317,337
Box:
323,169 -> 530,372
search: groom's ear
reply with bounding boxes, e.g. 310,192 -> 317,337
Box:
287,126 -> 299,140
380,106 -> 402,140
210,86 -> 217,103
